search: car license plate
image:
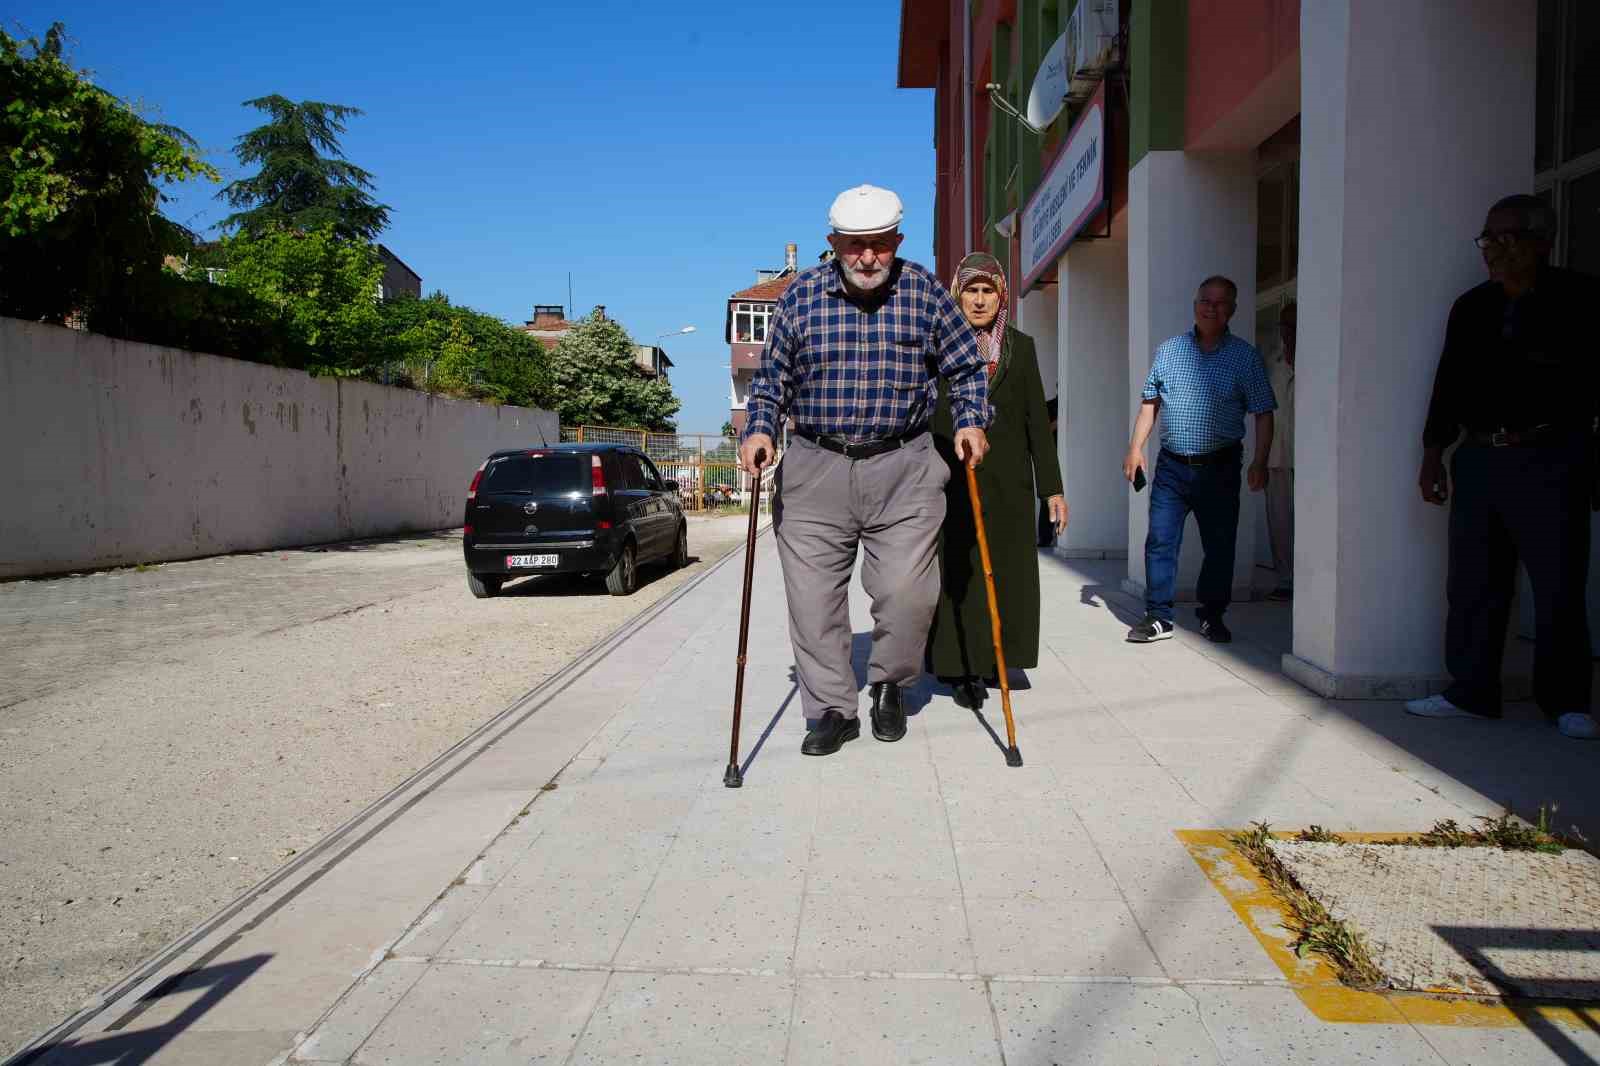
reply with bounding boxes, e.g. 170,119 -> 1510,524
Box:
506,553 -> 558,569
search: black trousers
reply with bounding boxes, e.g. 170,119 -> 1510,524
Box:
1442,438 -> 1593,718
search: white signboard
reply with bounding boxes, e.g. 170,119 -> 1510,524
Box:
1020,83 -> 1107,293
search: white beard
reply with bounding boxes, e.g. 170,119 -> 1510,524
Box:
839,259 -> 891,293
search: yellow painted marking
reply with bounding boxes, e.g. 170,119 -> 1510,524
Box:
1174,829 -> 1600,1029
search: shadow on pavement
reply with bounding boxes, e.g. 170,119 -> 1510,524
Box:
11,954 -> 271,1066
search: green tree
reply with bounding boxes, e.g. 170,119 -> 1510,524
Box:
218,95 -> 388,240
550,314 -> 682,430
720,420 -> 736,438
218,224 -> 384,371
0,23 -> 218,328
376,293 -> 554,408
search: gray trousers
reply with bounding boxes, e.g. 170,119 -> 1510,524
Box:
773,433 -> 949,720
1266,466 -> 1294,588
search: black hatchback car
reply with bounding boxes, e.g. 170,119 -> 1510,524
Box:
463,443 -> 687,597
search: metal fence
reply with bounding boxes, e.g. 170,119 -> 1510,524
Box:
560,425 -> 777,513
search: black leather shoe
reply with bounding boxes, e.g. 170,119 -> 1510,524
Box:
952,678 -> 986,710
869,682 -> 908,742
802,711 -> 860,756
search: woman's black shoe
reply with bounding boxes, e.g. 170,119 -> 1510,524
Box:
952,678 -> 986,710
801,711 -> 860,756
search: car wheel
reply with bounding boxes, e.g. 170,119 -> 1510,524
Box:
468,572 -> 502,599
605,542 -> 637,596
673,523 -> 689,569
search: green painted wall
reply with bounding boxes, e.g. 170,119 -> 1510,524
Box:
1130,0 -> 1187,165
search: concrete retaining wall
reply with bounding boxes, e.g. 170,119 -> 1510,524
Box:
0,318 -> 558,579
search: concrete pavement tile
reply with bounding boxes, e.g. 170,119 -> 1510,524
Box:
683,779 -> 819,835
806,837 -> 962,900
1074,801 -> 1218,847
787,976 -> 1002,1065
953,841 -> 1122,901
1100,843 -> 1223,900
1030,738 -> 1159,767
652,826 -> 810,883
1057,765 -> 1195,807
613,873 -> 804,971
38,1029 -> 300,1066
351,964 -> 606,1065
967,898 -> 1164,977
815,791 -> 951,847
942,792 -> 1090,845
1127,896 -> 1282,981
936,758 -> 1062,796
438,834 -> 674,966
391,886 -> 492,958
1188,984 -> 1444,1065
1414,1018 -> 1600,1065
537,783 -> 701,837
293,960 -> 427,1063
795,894 -> 974,974
988,980 -> 1222,1065
568,972 -> 791,1065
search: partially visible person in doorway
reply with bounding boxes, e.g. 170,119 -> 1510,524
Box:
1123,276 -> 1276,645
1406,194 -> 1599,740
1265,301 -> 1296,601
928,252 -> 1066,711
1038,394 -> 1061,547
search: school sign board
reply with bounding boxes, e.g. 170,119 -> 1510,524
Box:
1020,82 -> 1108,294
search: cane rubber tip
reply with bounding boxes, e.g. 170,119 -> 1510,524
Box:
1005,746 -> 1024,767
723,765 -> 744,789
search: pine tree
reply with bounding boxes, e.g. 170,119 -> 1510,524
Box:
218,95 -> 388,240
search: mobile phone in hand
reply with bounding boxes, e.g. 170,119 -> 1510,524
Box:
1133,467 -> 1147,492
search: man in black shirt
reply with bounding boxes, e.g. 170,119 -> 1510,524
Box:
1407,194 -> 1598,739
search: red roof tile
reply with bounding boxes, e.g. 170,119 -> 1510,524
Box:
730,274 -> 796,301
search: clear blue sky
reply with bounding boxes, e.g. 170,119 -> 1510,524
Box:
12,2 -> 938,433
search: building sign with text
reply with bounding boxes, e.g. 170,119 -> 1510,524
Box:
1020,82 -> 1108,293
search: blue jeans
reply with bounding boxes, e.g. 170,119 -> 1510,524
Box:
1144,448 -> 1242,623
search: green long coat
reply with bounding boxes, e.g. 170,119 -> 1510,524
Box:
927,325 -> 1063,676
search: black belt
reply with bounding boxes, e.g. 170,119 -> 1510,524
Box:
797,427 -> 926,460
1160,443 -> 1243,467
1465,424 -> 1560,448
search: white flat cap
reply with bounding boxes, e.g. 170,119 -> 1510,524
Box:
828,184 -> 903,235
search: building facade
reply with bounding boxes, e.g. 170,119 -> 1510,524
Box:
899,0 -> 1598,697
726,243 -> 799,434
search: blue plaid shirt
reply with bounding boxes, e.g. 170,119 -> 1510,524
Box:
742,259 -> 990,442
1142,329 -> 1277,455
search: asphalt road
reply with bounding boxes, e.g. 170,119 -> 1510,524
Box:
0,515 -> 755,1056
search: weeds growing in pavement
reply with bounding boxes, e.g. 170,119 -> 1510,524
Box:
1228,822 -> 1386,990
1296,825 -> 1345,844
1400,805 -> 1566,853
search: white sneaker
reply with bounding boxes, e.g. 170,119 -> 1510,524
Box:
1557,712 -> 1599,739
1404,694 -> 1478,718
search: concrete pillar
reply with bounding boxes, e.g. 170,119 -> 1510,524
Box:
1017,286 -> 1059,403
1123,150 -> 1260,606
1055,227 -> 1130,557
1285,0 -> 1536,698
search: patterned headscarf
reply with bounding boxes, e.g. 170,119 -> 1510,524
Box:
951,252 -> 1008,376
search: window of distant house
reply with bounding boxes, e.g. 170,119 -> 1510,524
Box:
734,302 -> 771,343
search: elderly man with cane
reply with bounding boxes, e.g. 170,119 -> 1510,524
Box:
738,184 -> 991,757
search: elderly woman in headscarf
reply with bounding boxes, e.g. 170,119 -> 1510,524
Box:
927,253 -> 1067,710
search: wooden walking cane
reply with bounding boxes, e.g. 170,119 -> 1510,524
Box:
723,453 -> 767,788
965,464 -> 1024,767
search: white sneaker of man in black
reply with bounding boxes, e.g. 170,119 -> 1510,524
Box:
1127,616 -> 1174,643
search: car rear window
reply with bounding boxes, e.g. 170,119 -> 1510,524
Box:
480,453 -> 584,494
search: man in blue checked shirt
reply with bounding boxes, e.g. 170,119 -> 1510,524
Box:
738,184 -> 991,757
1122,275 -> 1276,645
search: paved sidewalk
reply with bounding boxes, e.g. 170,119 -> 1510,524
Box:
19,534 -> 1600,1065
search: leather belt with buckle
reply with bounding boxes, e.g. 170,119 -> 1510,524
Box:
1160,443 -> 1244,467
1469,424 -> 1555,448
797,427 -> 926,460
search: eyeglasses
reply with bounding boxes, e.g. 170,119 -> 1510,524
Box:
1474,230 -> 1537,250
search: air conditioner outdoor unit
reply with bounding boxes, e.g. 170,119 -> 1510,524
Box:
1065,0 -> 1120,102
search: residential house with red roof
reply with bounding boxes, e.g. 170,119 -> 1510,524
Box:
726,243 -> 799,434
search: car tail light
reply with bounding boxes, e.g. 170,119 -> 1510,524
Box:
467,460 -> 486,500
464,524 -> 474,536
597,519 -> 612,529
591,454 -> 606,496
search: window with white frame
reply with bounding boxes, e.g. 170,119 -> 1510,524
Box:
1536,0 -> 1600,273
733,302 -> 772,344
